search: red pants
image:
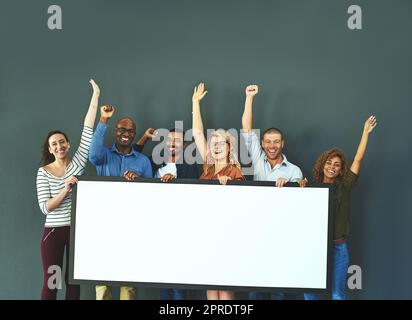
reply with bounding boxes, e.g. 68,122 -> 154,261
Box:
40,226 -> 80,300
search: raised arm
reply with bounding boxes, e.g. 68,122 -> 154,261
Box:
350,115 -> 377,175
192,82 -> 208,162
88,105 -> 115,165
136,128 -> 157,148
241,85 -> 259,132
84,79 -> 100,128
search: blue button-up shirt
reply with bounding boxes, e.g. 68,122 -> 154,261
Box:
242,131 -> 303,182
89,122 -> 153,178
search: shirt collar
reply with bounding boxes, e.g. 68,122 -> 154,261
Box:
110,144 -> 141,158
264,153 -> 289,167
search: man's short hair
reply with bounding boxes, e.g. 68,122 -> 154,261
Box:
261,127 -> 284,141
116,117 -> 136,128
169,128 -> 185,136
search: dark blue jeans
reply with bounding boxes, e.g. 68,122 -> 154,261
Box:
304,242 -> 349,300
160,288 -> 185,300
248,291 -> 284,300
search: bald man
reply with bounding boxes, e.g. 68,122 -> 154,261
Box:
88,105 -> 152,300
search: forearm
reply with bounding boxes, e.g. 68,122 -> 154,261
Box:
46,189 -> 69,213
84,93 -> 99,128
136,134 -> 148,146
192,100 -> 207,161
242,96 -> 254,132
351,129 -> 369,174
192,101 -> 204,134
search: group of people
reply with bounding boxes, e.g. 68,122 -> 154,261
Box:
36,80 -> 377,300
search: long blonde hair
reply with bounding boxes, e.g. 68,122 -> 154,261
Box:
203,129 -> 241,175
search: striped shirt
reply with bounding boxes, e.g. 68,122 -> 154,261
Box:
36,126 -> 93,227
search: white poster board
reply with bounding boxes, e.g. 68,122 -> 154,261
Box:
70,179 -> 331,291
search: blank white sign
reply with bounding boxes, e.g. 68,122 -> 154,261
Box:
72,180 -> 330,290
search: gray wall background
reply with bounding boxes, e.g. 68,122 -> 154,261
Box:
0,0 -> 411,299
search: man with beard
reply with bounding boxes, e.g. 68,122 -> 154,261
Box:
88,104 -> 152,300
241,85 -> 303,300
135,127 -> 201,300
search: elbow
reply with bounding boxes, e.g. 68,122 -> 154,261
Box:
40,203 -> 51,215
241,118 -> 251,132
88,152 -> 100,165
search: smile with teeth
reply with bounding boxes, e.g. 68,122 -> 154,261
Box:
327,169 -> 336,174
120,137 -> 129,142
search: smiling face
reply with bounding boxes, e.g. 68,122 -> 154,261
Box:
323,156 -> 342,183
166,131 -> 184,159
114,118 -> 136,149
261,132 -> 284,161
210,135 -> 229,162
48,134 -> 70,160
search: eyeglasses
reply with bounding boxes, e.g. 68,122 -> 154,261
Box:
116,127 -> 136,135
211,141 -> 228,147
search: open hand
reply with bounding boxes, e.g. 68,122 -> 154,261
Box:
192,82 -> 208,102
90,79 -> 100,97
363,115 -> 377,134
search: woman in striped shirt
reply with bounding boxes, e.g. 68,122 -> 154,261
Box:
36,79 -> 100,300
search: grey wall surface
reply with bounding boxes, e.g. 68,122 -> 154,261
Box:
0,0 -> 411,299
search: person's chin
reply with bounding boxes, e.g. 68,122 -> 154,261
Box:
118,142 -> 131,148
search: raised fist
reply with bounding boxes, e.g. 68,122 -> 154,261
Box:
245,85 -> 259,97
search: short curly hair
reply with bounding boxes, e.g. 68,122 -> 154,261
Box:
312,148 -> 349,183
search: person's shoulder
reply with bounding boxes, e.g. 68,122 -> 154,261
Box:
284,158 -> 302,171
229,165 -> 245,178
138,152 -> 151,163
37,166 -> 50,179
37,167 -> 46,174
343,170 -> 358,186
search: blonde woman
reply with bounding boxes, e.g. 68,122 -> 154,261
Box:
192,82 -> 245,300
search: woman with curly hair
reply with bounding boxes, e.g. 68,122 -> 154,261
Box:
192,82 -> 245,300
303,116 -> 377,300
